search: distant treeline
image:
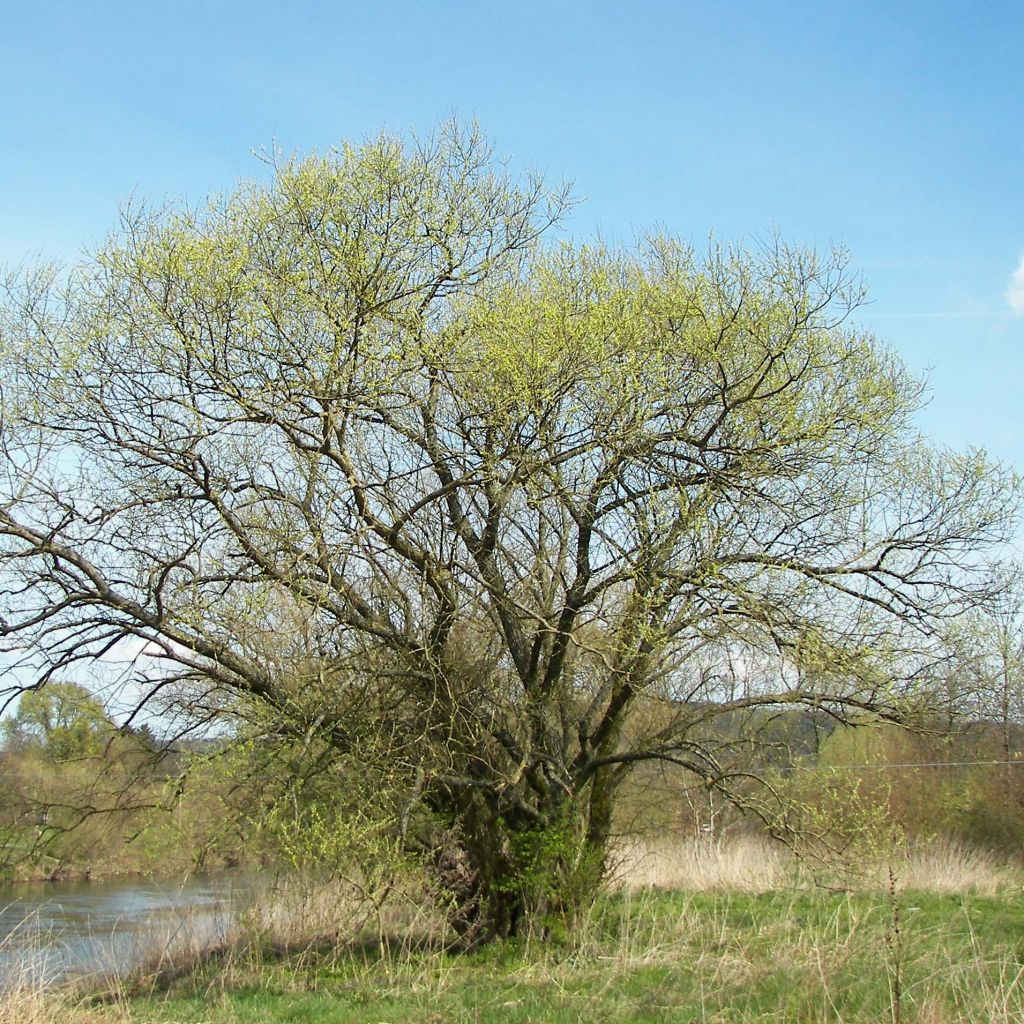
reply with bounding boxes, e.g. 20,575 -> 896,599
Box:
2,683 -> 1021,882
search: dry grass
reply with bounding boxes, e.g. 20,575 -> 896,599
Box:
891,837 -> 1021,895
0,960 -> 126,1024
612,833 -> 794,893
0,967 -> 54,1024
612,832 -> 1024,897
240,870 -> 452,954
0,917 -> 64,1024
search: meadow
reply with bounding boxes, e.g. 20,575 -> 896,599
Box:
4,836 -> 1024,1024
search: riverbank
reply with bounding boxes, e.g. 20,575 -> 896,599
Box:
1,860 -> 245,885
11,889 -> 1024,1024
0,832 -> 248,885
1,859 -> 143,885
4,838 -> 1024,1024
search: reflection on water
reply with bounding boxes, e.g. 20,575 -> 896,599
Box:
0,872 -> 255,985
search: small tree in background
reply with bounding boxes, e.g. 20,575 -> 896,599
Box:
2,682 -> 114,760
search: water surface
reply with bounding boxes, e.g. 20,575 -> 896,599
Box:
0,872 -> 255,985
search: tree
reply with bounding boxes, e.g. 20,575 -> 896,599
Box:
0,681 -> 121,868
0,123 -> 1018,939
2,682 -> 114,760
964,576 -> 1024,761
940,572 -> 1024,800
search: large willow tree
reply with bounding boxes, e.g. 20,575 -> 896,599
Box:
0,125 -> 1017,939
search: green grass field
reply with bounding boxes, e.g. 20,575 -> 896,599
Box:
31,888 -> 1024,1024
7,841 -> 1024,1024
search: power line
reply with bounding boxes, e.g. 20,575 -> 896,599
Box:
792,758 -> 1024,771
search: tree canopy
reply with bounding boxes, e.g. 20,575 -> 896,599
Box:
1,682 -> 114,760
0,123 -> 1018,939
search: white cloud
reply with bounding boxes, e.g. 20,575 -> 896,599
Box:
1007,252 -> 1024,315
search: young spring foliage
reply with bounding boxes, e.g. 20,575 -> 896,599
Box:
0,123 -> 1018,939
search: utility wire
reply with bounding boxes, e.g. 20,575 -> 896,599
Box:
790,758 -> 1024,771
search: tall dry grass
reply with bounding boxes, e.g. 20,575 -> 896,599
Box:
612,833 -> 793,892
0,932 -> 126,1024
0,974 -> 128,1024
0,914 -> 64,1024
239,869 -> 452,954
612,833 -> 1023,896
891,837 -> 1019,895
0,959 -> 54,1024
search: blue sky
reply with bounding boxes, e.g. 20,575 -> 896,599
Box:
2,0 -> 1022,472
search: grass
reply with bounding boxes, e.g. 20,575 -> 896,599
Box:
613,834 -> 1022,896
6,837 -> 1024,1023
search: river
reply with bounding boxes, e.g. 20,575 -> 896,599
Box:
0,872 -> 256,986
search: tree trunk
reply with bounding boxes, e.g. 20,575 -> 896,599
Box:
429,785 -> 607,946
